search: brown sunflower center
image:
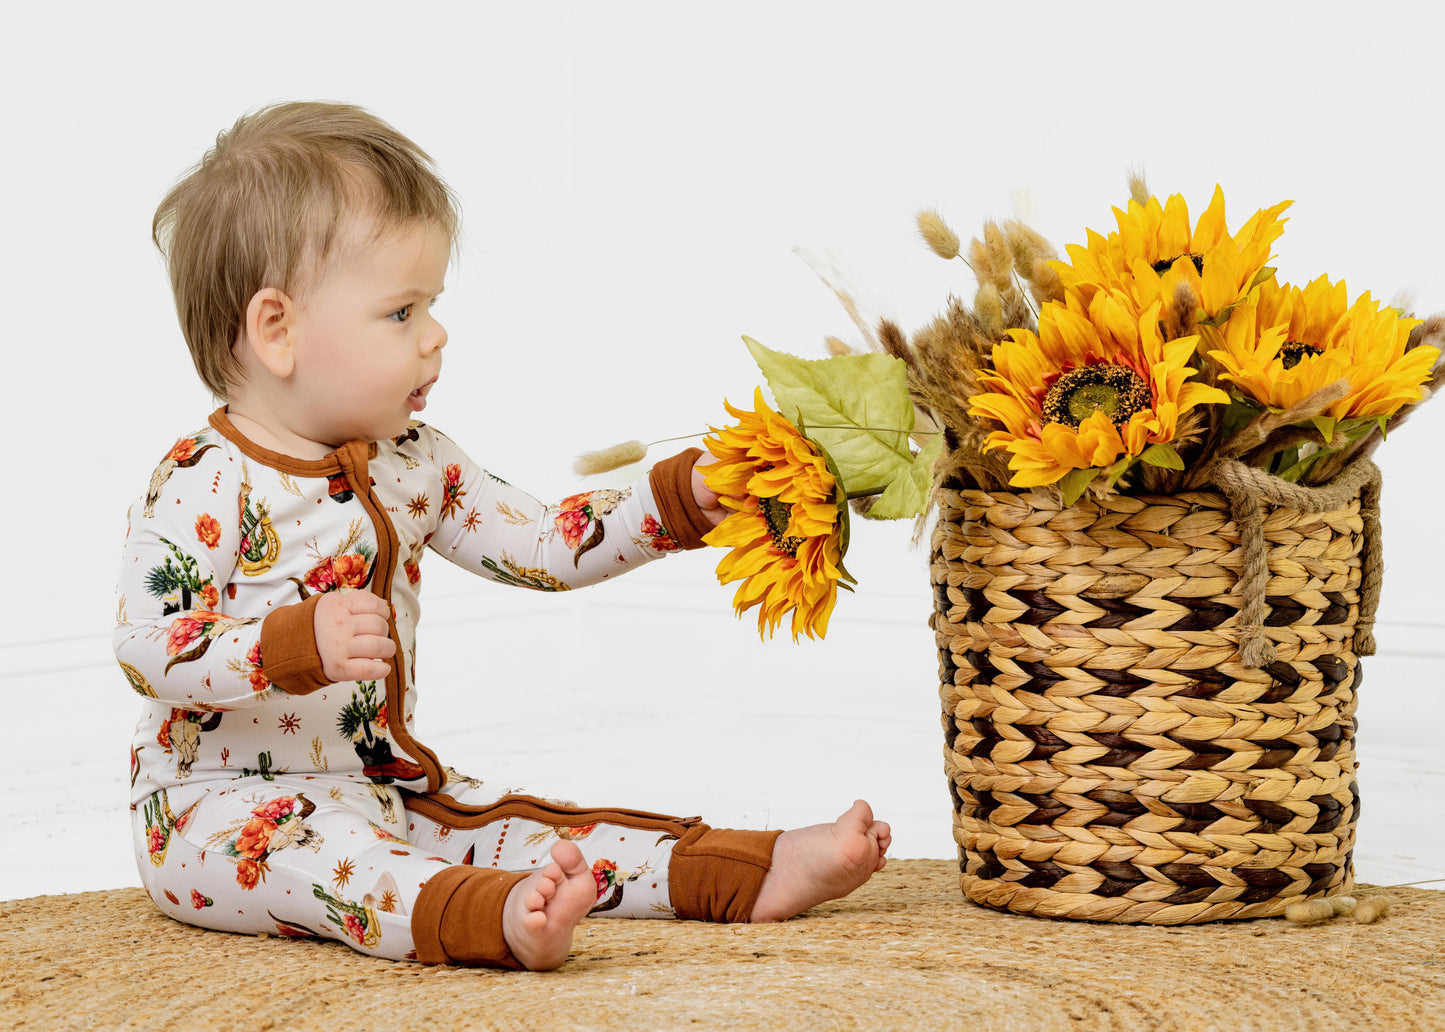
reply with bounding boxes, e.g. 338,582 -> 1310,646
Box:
759,495 -> 803,556
1151,252 -> 1205,276
1042,365 -> 1151,430
1276,340 -> 1325,370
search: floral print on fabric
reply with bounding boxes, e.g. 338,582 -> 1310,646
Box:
207,794 -> 323,890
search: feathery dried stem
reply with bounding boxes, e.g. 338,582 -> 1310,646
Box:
825,335 -> 855,357
877,319 -> 916,369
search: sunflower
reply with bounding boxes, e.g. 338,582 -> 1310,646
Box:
701,388 -> 848,640
1207,274 -> 1433,420
1054,186 -> 1291,324
969,290 -> 1229,488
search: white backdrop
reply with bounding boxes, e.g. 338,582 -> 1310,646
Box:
3,2 -> 1443,896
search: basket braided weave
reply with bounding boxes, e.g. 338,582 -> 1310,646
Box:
929,457 -> 1382,924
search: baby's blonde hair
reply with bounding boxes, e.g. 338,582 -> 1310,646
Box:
153,101 -> 460,398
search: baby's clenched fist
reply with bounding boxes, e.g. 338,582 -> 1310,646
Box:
314,589 -> 396,684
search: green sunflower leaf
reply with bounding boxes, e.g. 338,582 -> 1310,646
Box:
1059,467 -> 1098,507
1220,397 -> 1263,439
743,336 -> 928,506
1311,415 -> 1338,444
1139,442 -> 1185,470
868,433 -> 945,520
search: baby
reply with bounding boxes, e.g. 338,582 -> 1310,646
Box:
116,101 -> 889,969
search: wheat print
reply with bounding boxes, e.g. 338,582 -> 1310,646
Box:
495,502 -> 531,526
335,519 -> 365,557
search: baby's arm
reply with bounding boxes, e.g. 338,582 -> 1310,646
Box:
420,429 -> 723,590
114,433 -> 387,707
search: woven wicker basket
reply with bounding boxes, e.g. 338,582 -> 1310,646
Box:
929,458 -> 1382,924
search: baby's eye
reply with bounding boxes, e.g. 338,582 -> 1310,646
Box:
389,305 -> 413,323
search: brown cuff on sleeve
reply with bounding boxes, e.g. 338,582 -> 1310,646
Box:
648,446 -> 713,551
412,865 -> 530,968
668,824 -> 783,923
258,595 -> 330,696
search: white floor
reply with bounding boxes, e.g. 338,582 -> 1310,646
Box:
7,542 -> 1442,902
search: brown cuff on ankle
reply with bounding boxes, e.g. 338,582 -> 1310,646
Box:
668,825 -> 783,923
412,865 -> 530,968
647,447 -> 713,551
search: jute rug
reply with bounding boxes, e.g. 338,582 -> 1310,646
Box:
4,861 -> 1441,1032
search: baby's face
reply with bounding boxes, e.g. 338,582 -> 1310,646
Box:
283,217 -> 451,447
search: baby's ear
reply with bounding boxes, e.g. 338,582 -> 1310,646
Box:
244,287 -> 297,378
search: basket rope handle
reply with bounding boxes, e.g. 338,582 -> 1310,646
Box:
1202,456 -> 1383,667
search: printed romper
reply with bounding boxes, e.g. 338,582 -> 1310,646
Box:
116,410 -> 779,966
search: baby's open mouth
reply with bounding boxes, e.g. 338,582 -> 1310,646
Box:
408,378 -> 437,412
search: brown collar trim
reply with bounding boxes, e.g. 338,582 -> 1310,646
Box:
208,407 -> 378,476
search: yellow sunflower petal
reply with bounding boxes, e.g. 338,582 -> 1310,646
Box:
701,389 -> 846,640
970,288 -> 1222,488
1208,278 -> 1430,419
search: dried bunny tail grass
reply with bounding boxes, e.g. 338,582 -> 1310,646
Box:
1285,899 -> 1336,926
1406,311 -> 1445,358
1164,281 -> 1200,341
1000,284 -> 1036,334
917,208 -> 961,260
573,440 -> 649,476
974,284 -> 1005,339
1127,168 -> 1150,206
982,222 -> 1014,291
966,232 -> 1013,294
1003,218 -> 1055,273
1027,256 -> 1065,308
1354,898 -> 1390,924
825,335 -> 856,357
1328,896 -> 1358,916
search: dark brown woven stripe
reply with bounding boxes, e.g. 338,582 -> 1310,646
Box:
939,586 -> 1357,633
957,784 -> 1357,835
963,850 -> 1347,903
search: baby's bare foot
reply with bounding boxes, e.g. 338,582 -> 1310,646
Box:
501,841 -> 597,970
750,799 -> 891,922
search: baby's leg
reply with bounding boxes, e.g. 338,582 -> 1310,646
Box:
749,799 -> 891,922
136,777 -> 594,969
408,790 -> 890,926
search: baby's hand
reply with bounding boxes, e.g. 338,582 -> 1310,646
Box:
314,589 -> 396,683
691,447 -> 729,527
